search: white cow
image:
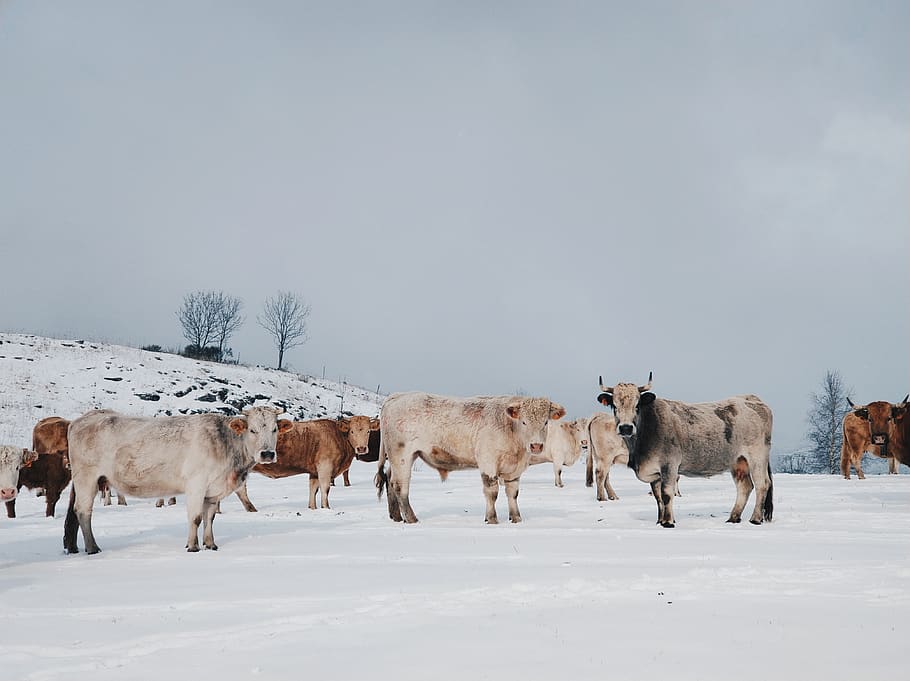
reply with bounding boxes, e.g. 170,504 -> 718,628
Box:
530,417 -> 589,487
376,393 -> 566,524
0,445 -> 39,508
64,406 -> 292,554
585,412 -> 629,501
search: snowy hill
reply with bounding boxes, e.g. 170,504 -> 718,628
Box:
0,332 -> 384,445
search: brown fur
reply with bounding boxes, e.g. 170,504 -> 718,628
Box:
5,417 -> 72,518
842,399 -> 909,478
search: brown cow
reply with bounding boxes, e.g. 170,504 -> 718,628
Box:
234,415 -> 380,512
5,417 -> 72,518
842,396 -> 909,479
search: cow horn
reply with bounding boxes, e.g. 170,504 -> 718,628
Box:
898,394 -> 909,407
598,375 -> 613,393
847,397 -> 856,408
639,371 -> 653,393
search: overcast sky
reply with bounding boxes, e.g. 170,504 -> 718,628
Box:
1,1 -> 907,451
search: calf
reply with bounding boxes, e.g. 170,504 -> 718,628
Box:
585,412 -> 629,501
5,417 -> 72,518
530,417 -> 589,487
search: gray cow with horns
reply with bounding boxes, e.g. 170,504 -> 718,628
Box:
596,373 -> 774,528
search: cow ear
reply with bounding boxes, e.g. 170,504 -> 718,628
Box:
855,408 -> 869,420
337,419 -> 351,433
597,393 -> 613,407
22,449 -> 39,465
506,405 -> 521,420
369,418 -> 381,431
640,392 -> 657,407
549,403 -> 566,421
278,419 -> 294,433
229,418 -> 248,435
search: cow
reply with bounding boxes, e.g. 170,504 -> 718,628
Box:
596,373 -> 773,528
232,415 -> 380,512
842,395 -> 909,478
63,406 -> 292,554
585,412 -> 630,501
375,392 -> 566,524
5,417 -> 72,518
1,446 -> 40,511
529,417 -> 589,487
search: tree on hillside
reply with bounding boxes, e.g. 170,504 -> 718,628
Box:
177,290 -> 244,362
258,291 -> 311,370
806,370 -> 854,474
213,293 -> 244,358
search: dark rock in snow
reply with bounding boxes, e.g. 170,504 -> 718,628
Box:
136,393 -> 161,402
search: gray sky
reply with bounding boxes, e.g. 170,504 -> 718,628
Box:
1,1 -> 908,451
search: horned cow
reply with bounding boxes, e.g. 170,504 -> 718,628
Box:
596,373 -> 773,528
842,396 -> 909,478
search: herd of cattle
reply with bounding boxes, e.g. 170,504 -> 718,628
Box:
1,375 -> 908,554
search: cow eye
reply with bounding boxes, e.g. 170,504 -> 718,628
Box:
250,428 -> 258,434
272,427 -> 277,433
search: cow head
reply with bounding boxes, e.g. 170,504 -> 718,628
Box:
848,395 -> 909,455
229,407 -> 293,464
0,447 -> 39,502
571,417 -> 589,452
506,398 -> 566,455
339,415 -> 380,458
596,372 -> 655,439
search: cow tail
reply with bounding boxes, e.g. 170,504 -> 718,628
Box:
763,461 -> 774,522
374,424 -> 388,500
63,485 -> 79,553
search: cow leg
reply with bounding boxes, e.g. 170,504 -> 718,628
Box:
841,450 -> 852,479
234,481 -> 258,512
649,479 -> 664,524
117,492 -> 127,506
889,457 -> 899,475
343,469 -> 351,487
168,496 -> 177,505
73,477 -> 101,554
156,498 -> 165,508
603,463 -> 620,501
5,499 -> 14,518
854,455 -> 866,480
389,451 -> 418,523
101,485 -> 112,506
504,477 -> 521,523
747,456 -> 772,525
382,465 -> 404,522
184,490 -> 205,552
318,466 -> 333,509
45,485 -> 62,518
481,473 -> 500,524
585,450 -> 594,487
658,465 -> 679,527
727,457 -> 754,524
552,463 -> 563,488
202,498 -> 219,550
308,474 -> 319,510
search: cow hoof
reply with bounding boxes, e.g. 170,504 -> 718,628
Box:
86,547 -> 102,555
510,517 -> 522,524
64,547 -> 79,555
660,522 -> 675,528
749,519 -> 762,526
205,544 -> 219,551
485,517 -> 499,525
186,545 -> 200,553
726,518 -> 741,524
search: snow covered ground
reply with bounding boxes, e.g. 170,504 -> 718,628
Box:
2,333 -> 908,680
2,462 -> 908,681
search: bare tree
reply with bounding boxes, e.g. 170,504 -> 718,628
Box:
258,291 -> 311,370
806,370 -> 854,474
176,291 -> 220,352
214,293 -> 244,358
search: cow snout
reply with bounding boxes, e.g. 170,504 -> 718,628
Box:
618,424 -> 635,437
872,434 -> 887,445
529,443 -> 544,454
259,450 -> 276,463
355,446 -> 368,455
0,488 -> 17,501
